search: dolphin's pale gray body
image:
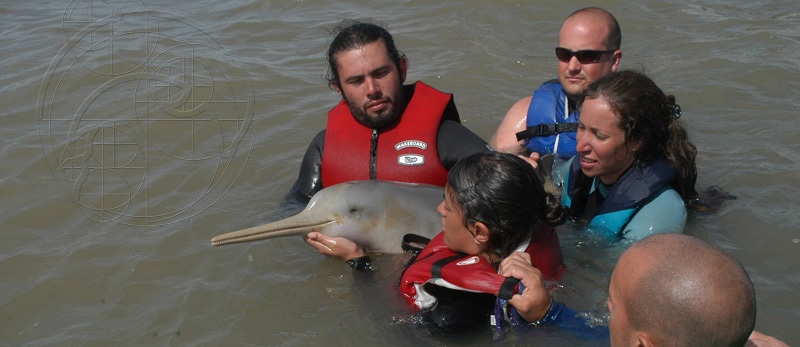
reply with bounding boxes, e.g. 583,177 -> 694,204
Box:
211,180 -> 444,253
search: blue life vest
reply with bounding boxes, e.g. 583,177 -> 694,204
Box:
518,80 -> 579,157
562,157 -> 678,239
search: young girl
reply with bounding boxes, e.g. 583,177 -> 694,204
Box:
399,151 -> 568,333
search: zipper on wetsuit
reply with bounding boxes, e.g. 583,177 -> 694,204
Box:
370,129 -> 378,179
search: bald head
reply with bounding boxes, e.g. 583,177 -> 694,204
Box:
614,234 -> 756,347
557,7 -> 622,99
562,7 -> 621,50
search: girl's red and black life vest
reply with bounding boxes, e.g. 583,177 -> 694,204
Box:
321,82 -> 454,188
400,225 -> 564,310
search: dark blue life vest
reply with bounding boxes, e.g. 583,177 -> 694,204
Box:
517,80 -> 579,157
562,157 -> 677,239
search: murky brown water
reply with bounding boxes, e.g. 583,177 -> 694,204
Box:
1,0 -> 798,345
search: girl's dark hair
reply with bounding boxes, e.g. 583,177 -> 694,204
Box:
584,70 -> 699,204
447,152 -> 567,259
325,20 -> 405,89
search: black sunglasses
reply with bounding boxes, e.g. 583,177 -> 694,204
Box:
555,47 -> 616,64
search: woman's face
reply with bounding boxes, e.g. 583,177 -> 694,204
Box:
437,185 -> 481,255
575,97 -> 638,185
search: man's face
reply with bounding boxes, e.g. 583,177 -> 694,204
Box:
557,17 -> 621,98
334,40 -> 407,130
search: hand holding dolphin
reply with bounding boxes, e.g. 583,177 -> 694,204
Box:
210,180 -> 444,253
305,232 -> 365,260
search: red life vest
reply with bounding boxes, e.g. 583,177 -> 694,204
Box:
400,225 -> 564,310
321,82 -> 452,188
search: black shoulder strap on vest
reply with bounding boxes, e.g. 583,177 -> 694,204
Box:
515,123 -> 579,141
400,233 -> 433,271
498,277 -> 520,300
402,233 -> 431,255
431,254 -> 466,279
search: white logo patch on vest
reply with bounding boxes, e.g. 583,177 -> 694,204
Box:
395,140 -> 428,151
456,256 -> 480,266
398,154 -> 425,166
396,140 -> 427,166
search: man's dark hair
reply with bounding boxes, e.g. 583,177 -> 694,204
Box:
325,20 -> 405,89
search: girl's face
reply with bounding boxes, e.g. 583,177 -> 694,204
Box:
437,185 -> 481,255
575,97 -> 638,185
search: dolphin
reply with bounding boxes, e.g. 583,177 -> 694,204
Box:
211,180 -> 444,253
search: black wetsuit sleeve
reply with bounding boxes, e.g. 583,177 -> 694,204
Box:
283,129 -> 325,206
437,120 -> 492,169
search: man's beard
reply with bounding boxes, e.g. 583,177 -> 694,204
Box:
345,95 -> 405,130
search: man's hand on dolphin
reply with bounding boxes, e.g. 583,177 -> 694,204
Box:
305,232 -> 366,261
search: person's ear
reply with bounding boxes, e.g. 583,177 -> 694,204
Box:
333,83 -> 343,96
399,56 -> 408,83
472,221 -> 491,244
611,50 -> 622,72
629,139 -> 642,153
637,331 -> 656,347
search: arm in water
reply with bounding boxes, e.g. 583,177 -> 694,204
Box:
497,252 -> 609,341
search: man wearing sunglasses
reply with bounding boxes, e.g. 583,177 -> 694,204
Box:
491,7 -> 622,173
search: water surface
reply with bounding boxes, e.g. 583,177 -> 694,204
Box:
1,0 -> 798,345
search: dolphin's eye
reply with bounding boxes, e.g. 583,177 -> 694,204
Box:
349,207 -> 360,214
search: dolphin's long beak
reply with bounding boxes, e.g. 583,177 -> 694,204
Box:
210,216 -> 336,246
